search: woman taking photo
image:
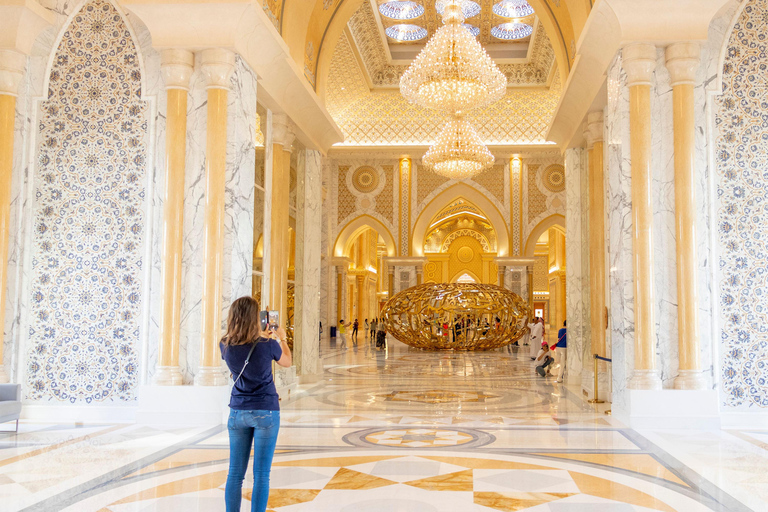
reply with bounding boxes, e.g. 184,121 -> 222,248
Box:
220,296 -> 292,512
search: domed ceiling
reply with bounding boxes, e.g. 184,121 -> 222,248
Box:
325,0 -> 562,147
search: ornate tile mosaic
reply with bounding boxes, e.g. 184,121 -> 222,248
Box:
715,0 -> 768,409
26,0 -> 148,403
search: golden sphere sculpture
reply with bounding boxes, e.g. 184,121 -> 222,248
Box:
381,283 -> 531,350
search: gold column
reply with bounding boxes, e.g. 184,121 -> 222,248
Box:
356,275 -> 365,322
336,266 -> 343,322
399,156 -> 411,256
666,43 -> 707,390
510,156 -> 523,256
0,50 -> 25,383
497,265 -> 506,288
415,265 -> 423,286
268,113 -> 294,328
154,49 -> 193,386
527,267 -> 534,312
586,112 -> 607,357
623,44 -> 662,390
196,49 -> 235,386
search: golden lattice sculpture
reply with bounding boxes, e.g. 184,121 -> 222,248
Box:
381,283 -> 531,350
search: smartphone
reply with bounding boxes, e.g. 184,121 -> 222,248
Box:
268,310 -> 279,329
260,310 -> 279,331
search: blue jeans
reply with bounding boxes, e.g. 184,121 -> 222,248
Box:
225,409 -> 280,512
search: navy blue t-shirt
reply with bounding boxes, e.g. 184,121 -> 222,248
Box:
220,338 -> 283,411
557,328 -> 567,348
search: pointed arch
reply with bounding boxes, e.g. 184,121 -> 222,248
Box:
334,214 -> 397,258
412,183 -> 510,257
524,214 -> 565,257
25,0 -> 150,403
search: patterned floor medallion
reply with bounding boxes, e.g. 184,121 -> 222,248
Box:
374,390 -> 500,404
345,427 -> 492,449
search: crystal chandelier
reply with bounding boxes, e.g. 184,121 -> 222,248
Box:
400,0 -> 506,114
423,116 -> 495,180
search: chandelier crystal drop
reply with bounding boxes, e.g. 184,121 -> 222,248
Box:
423,117 -> 495,180
400,0 -> 507,114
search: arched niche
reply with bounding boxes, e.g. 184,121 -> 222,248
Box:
334,214 -> 397,258
412,183 -> 510,257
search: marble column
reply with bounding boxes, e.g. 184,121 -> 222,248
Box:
388,266 -> 395,298
0,50 -> 25,384
564,147 -> 589,384
623,44 -> 662,390
586,112 -> 607,358
666,43 -> 707,390
196,48 -> 235,386
294,149 -> 322,376
155,49 -> 193,386
267,114 -> 294,327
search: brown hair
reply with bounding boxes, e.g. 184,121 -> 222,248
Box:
221,296 -> 262,346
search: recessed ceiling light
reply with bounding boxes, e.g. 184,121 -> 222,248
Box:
492,0 -> 535,18
379,1 -> 425,20
491,22 -> 533,40
385,24 -> 429,42
435,0 -> 481,19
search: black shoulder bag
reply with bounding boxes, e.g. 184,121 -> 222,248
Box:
232,343 -> 257,387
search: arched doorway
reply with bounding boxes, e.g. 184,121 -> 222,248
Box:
529,223 -> 566,344
420,198 -> 501,285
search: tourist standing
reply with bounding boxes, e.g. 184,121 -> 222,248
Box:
352,319 -> 359,345
364,319 -> 370,342
338,319 -> 349,348
220,296 -> 292,512
555,320 -> 567,383
529,317 -> 544,359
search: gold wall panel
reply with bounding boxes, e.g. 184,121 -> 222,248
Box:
381,283 -> 531,350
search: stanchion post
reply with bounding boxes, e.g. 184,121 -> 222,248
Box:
588,354 -> 605,404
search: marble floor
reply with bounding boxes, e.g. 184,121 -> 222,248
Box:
1,338 -> 766,511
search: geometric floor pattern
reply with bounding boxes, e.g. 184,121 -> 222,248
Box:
1,338 -> 765,511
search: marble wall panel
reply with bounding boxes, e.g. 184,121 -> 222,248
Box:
295,149 -> 322,375
604,53 -> 635,415
650,48 -> 680,388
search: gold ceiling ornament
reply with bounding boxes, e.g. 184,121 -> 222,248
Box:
423,116 -> 495,179
381,283 -> 531,350
399,0 -> 507,114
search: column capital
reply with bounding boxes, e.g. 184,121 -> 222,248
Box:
0,49 -> 26,96
665,42 -> 700,87
200,48 -> 235,90
272,112 -> 295,149
586,111 -> 604,149
160,49 -> 194,90
622,43 -> 657,87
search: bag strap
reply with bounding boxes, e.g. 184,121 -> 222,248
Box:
233,343 -> 257,387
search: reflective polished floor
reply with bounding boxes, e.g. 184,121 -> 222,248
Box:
1,337 -> 766,511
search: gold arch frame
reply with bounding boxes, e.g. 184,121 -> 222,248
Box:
412,183 -> 510,257
334,214 -> 397,258
524,213 -> 565,257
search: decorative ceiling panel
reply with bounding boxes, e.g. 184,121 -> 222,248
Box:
326,29 -> 560,145
349,0 -> 554,88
